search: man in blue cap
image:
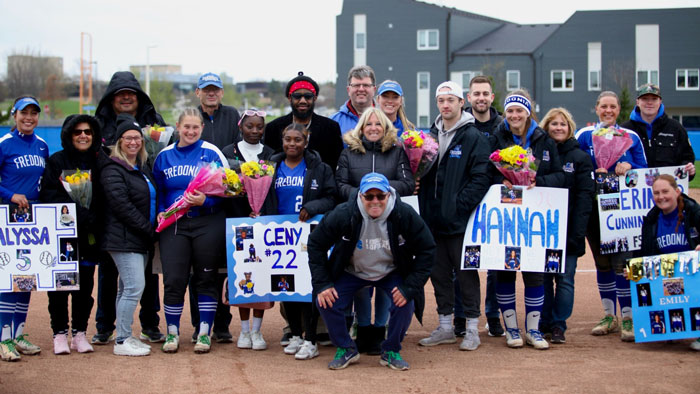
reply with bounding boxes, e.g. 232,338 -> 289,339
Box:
195,72 -> 241,149
308,173 -> 435,371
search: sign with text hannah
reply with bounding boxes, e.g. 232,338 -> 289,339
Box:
597,166 -> 689,254
461,185 -> 568,273
225,214 -> 320,304
0,203 -> 79,292
627,251 -> 700,343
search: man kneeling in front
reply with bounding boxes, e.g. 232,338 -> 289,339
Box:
308,173 -> 435,370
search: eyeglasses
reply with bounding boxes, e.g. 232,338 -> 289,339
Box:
121,136 -> 143,142
72,128 -> 93,136
349,83 -> 374,90
361,192 -> 388,201
291,92 -> 315,100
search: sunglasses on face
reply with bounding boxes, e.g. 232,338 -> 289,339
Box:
72,128 -> 93,136
361,192 -> 388,201
291,92 -> 315,100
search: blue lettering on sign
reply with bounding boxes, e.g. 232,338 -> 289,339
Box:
619,188 -> 654,211
0,227 -> 51,246
471,204 -> 559,248
605,214 -> 645,230
263,227 -> 303,246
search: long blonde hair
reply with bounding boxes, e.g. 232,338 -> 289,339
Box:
111,131 -> 147,166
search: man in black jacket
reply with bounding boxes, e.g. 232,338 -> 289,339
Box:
196,72 -> 241,149
264,72 -> 344,171
621,83 -> 696,179
309,173 -> 435,371
417,81 -> 491,352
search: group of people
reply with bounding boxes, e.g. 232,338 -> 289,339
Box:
0,63 -> 698,370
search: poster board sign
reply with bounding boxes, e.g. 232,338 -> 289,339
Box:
597,166 -> 689,254
462,185 -> 568,272
226,214 -> 320,304
0,203 -> 79,292
628,251 -> 700,343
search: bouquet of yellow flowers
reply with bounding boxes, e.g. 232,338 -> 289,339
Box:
400,130 -> 439,178
223,168 -> 244,196
142,124 -> 174,158
489,145 -> 538,186
239,160 -> 276,215
60,169 -> 92,208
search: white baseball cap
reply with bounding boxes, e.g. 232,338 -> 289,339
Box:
435,81 -> 463,99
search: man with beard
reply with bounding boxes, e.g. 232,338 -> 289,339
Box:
196,72 -> 242,149
265,72 -> 343,171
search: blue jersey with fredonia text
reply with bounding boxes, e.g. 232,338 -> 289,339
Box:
656,208 -> 689,253
0,129 -> 49,202
152,140 -> 229,213
275,159 -> 306,215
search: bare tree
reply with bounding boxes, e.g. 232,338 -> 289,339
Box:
607,60 -> 635,123
6,48 -> 63,98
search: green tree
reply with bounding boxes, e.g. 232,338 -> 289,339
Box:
617,86 -> 633,125
148,79 -> 175,113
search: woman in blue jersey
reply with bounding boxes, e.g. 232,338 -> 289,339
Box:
0,96 -> 47,361
153,108 -> 229,354
263,123 -> 336,360
575,91 -> 648,342
640,174 -> 700,350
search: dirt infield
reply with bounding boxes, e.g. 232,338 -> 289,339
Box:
2,203 -> 700,393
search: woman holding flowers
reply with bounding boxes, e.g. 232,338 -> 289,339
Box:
489,89 -> 564,350
99,114 -> 157,357
539,108 -> 595,344
153,108 -> 229,354
0,96 -> 47,361
575,91 -> 647,342
40,114 -> 105,355
262,123 -> 336,360
336,108 -> 414,354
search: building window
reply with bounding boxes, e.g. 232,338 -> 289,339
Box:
354,32 -> 366,50
418,116 -> 430,129
587,42 -> 602,91
551,70 -> 574,91
418,72 -> 430,90
588,70 -> 601,91
676,69 -> 699,90
636,70 -> 658,89
506,70 -> 520,91
417,29 -> 439,50
417,72 -> 431,128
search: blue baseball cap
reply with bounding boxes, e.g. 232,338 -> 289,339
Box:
377,80 -> 403,96
359,172 -> 391,193
198,73 -> 223,89
11,97 -> 41,115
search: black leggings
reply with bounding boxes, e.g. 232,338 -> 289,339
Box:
48,264 -> 95,334
283,300 -> 320,343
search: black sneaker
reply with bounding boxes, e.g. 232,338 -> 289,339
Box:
213,331 -> 233,344
91,331 -> 114,345
280,332 -> 293,346
487,317 -> 505,337
316,333 -> 332,346
140,327 -> 165,343
551,327 -> 566,344
191,331 -> 198,344
454,317 -> 466,337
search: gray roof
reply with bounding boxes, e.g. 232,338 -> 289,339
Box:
454,23 -> 560,55
410,0 -> 508,24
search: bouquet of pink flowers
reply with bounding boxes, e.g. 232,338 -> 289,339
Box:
592,126 -> 633,170
399,130 -> 439,178
239,160 -> 276,216
489,145 -> 538,186
156,162 -> 229,233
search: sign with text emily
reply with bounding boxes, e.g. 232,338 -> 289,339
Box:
597,166 -> 688,254
628,251 -> 700,343
0,203 -> 79,292
226,215 -> 320,304
462,185 -> 568,273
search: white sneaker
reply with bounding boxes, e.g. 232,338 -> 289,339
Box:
418,327 -> 456,347
283,335 -> 304,354
114,337 -> 150,356
295,340 -> 319,360
690,339 -> 700,351
135,338 -> 151,350
505,328 -> 524,348
237,332 -> 252,349
251,331 -> 267,350
459,329 -> 480,351
525,330 -> 549,350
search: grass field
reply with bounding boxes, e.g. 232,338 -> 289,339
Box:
691,161 -> 700,189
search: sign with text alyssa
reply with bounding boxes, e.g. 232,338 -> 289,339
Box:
226,215 -> 321,304
628,251 -> 700,343
462,185 -> 568,272
597,166 -> 688,254
0,203 -> 79,292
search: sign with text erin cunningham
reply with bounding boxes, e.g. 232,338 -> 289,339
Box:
597,166 -> 689,255
0,203 -> 79,292
462,185 -> 568,273
225,214 -> 321,304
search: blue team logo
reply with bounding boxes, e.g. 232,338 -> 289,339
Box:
449,145 -> 462,158
356,240 -> 363,250
542,150 -> 550,161
563,162 -> 575,173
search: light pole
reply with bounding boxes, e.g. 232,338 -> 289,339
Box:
145,45 -> 157,96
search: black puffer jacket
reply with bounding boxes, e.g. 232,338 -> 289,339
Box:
557,138 -> 596,257
199,104 -> 241,150
98,153 -> 156,253
308,193 -> 435,324
261,149 -> 337,217
336,135 -> 414,200
621,110 -> 695,170
40,114 -> 104,262
95,71 -> 165,146
639,195 -> 700,256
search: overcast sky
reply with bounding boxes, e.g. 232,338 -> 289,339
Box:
1,0 -> 697,83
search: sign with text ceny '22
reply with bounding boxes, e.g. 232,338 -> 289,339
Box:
226,214 -> 321,304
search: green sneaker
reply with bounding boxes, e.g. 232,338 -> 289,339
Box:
162,334 -> 179,353
194,334 -> 211,353
0,339 -> 21,361
620,318 -> 634,342
591,315 -> 619,336
14,334 -> 41,355
328,347 -> 359,370
379,350 -> 410,371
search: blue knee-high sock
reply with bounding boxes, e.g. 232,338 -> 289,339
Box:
164,303 -> 184,335
13,292 -> 30,338
0,293 -> 18,341
524,286 -> 544,332
197,295 -> 217,336
496,281 -> 517,329
596,270 -> 617,316
615,274 -> 632,318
